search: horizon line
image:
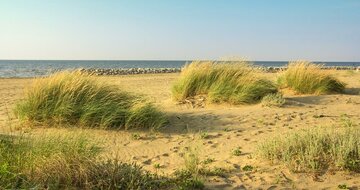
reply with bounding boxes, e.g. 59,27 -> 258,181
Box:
1,59 -> 360,63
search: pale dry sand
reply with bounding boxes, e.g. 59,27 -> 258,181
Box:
0,71 -> 359,189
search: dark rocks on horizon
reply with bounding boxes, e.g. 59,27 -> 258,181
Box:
257,66 -> 360,73
79,68 -> 182,75
79,66 -> 360,76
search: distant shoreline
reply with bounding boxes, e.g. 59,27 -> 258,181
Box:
80,66 -> 360,76
1,60 -> 359,78
1,66 -> 358,79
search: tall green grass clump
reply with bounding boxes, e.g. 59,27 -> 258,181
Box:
278,61 -> 345,94
0,133 -> 168,189
14,71 -> 167,130
172,61 -> 277,104
257,125 -> 360,173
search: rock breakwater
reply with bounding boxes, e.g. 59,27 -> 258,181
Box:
79,68 -> 181,75
79,66 -> 359,75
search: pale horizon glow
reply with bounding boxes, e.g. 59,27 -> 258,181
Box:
1,0 -> 359,61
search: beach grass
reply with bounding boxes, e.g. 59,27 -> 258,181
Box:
0,131 -> 212,189
14,71 -> 167,130
173,147 -> 205,190
0,132 -> 177,189
172,61 -> 278,104
125,102 -> 168,130
257,125 -> 360,173
278,61 -> 345,94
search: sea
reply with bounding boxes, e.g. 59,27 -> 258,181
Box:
0,60 -> 359,78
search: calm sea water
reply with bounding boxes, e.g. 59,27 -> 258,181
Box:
0,60 -> 359,78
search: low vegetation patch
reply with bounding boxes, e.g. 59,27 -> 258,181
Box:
242,165 -> 254,172
15,71 -> 167,130
257,125 -> 360,173
201,157 -> 215,165
232,146 -> 242,156
1,132 -> 217,189
173,147 -> 205,189
278,61 -> 345,94
0,133 -> 169,189
172,61 -> 277,104
173,170 -> 205,190
199,167 -> 228,178
261,93 -> 286,107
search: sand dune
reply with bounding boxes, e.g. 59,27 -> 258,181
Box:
0,71 -> 359,189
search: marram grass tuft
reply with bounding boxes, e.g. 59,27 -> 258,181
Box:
14,71 -> 167,130
257,125 -> 360,173
278,61 -> 345,94
172,61 -> 278,104
0,133 -> 173,189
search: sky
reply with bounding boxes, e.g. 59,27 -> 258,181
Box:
0,0 -> 359,61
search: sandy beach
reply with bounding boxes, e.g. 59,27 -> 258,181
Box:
1,71 -> 359,189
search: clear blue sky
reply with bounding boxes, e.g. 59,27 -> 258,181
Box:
1,0 -> 359,61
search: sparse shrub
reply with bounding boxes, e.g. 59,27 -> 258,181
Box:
172,147 -> 205,189
89,160 -> 166,190
261,93 -> 286,107
257,125 -> 360,173
201,157 -> 215,165
172,61 -> 277,104
14,71 -> 167,130
278,61 -> 345,94
242,165 -> 254,171
199,167 -> 228,177
173,170 -> 204,190
232,147 -> 242,156
184,148 -> 201,176
153,163 -> 161,169
338,184 -> 350,189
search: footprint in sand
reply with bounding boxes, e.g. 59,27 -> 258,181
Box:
209,133 -> 222,138
203,140 -> 219,148
233,164 -> 241,169
236,129 -> 244,133
142,159 -> 152,165
162,153 -> 169,157
170,146 -> 179,153
251,130 -> 263,136
203,140 -> 213,145
177,140 -> 184,145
